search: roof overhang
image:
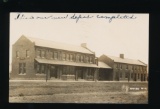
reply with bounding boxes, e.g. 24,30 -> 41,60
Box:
35,58 -> 99,68
98,62 -> 112,69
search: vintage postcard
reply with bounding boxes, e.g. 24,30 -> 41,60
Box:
9,13 -> 148,103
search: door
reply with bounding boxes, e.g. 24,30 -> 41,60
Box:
141,74 -> 143,81
134,73 -> 137,81
78,69 -> 83,79
50,66 -> 57,78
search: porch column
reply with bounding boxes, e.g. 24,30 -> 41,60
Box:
85,68 -> 88,80
75,68 -> 78,81
83,68 -> 86,80
57,66 -> 60,79
59,66 -> 62,79
135,73 -> 137,81
118,69 -> 120,81
83,68 -> 85,79
46,64 -> 50,82
136,73 -> 138,81
141,74 -> 143,81
47,65 -> 50,79
93,68 -> 96,81
45,64 -> 48,82
139,73 -> 141,81
97,69 -> 99,81
128,71 -> 131,82
95,68 -> 99,81
144,74 -> 146,81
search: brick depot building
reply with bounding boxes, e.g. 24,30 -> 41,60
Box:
10,35 -> 147,81
99,54 -> 148,81
11,35 -> 111,80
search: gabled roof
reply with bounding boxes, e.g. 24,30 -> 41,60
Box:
98,61 -> 112,69
104,55 -> 147,66
23,35 -> 94,54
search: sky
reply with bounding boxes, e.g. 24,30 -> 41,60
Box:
10,13 -> 149,66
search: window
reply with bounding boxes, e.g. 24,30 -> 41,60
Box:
79,55 -> 81,62
126,65 -> 128,69
37,50 -> 41,57
90,57 -> 93,63
135,66 -> 137,70
50,51 -> 54,59
16,51 -> 19,58
37,64 -> 40,73
54,52 -> 58,59
41,50 -> 46,58
62,66 -> 75,75
120,64 -> 122,69
70,66 -> 75,75
139,66 -> 140,70
88,69 -> 93,76
138,73 -> 139,79
26,50 -> 29,57
62,66 -> 67,75
131,73 -> 133,79
67,66 -> 75,75
135,73 -> 137,79
66,54 -> 69,61
140,67 -> 142,71
86,56 -> 89,63
41,65 -> 45,74
19,63 -> 26,74
62,53 -> 66,60
81,55 -> 84,62
70,54 -> 73,61
88,72 -> 92,76
132,66 -> 134,70
76,55 -> 80,62
115,64 -> 118,68
19,63 -> 22,74
23,63 -> 26,73
36,64 -> 46,74
120,72 -> 122,78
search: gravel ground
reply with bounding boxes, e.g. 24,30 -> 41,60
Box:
9,92 -> 148,103
9,81 -> 148,103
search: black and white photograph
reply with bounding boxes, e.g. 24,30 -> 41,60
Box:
9,13 -> 148,103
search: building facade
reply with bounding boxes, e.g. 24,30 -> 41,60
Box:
11,35 -> 105,80
99,54 -> 148,81
11,35 -> 147,81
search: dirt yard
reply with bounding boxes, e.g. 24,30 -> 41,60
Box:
9,80 -> 148,103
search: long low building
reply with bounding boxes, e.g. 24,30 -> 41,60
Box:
99,54 -> 148,81
10,35 -> 147,81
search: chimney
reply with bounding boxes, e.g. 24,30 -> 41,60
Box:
120,54 -> 124,59
81,43 -> 87,48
